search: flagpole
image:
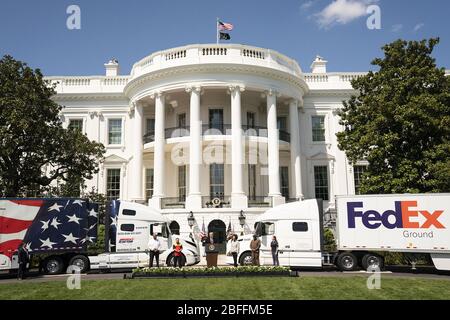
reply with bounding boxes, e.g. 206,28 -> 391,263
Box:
216,17 -> 219,44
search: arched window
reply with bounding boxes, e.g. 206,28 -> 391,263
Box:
169,221 -> 180,235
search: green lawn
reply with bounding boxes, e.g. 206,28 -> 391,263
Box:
1,276 -> 449,300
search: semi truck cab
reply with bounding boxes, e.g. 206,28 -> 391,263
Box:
229,200 -> 324,268
89,200 -> 201,271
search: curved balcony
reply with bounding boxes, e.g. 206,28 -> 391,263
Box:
143,125 -> 290,144
129,44 -> 303,81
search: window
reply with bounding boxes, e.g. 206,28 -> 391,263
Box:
255,222 -> 275,236
106,169 -> 121,200
108,119 -> 122,145
247,112 -> 256,129
312,116 -> 326,142
169,221 -> 180,235
210,163 -> 224,198
177,113 -> 186,128
120,224 -> 134,232
209,109 -> 224,132
292,222 -> 308,232
277,117 -> 287,131
68,119 -> 83,132
122,209 -> 136,216
280,166 -> 289,199
146,168 -> 154,200
248,164 -> 256,201
314,166 -> 329,201
146,118 -> 155,134
178,165 -> 186,201
354,165 -> 368,195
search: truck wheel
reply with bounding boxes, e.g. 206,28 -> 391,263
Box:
68,255 -> 90,273
43,256 -> 65,275
337,252 -> 358,272
239,252 -> 253,266
166,254 -> 186,267
361,254 -> 384,271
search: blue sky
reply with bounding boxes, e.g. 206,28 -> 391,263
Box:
0,0 -> 448,76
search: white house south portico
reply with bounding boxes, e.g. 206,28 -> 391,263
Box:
48,43 -> 367,244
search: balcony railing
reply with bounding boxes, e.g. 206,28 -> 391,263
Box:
248,196 -> 273,208
161,197 -> 186,209
202,124 -> 232,136
202,195 -> 231,208
143,125 -> 291,143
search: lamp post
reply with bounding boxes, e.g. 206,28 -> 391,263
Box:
187,211 -> 195,228
238,210 -> 246,236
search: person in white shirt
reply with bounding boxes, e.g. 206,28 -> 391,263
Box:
228,234 -> 240,267
148,233 -> 161,267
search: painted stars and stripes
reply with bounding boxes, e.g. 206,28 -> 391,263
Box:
0,199 -> 98,259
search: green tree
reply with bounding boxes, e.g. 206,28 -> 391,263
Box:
337,38 -> 450,194
0,55 -> 105,196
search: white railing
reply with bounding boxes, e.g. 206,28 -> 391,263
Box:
304,73 -> 367,83
102,77 -> 129,86
202,47 -> 228,56
63,78 -> 91,86
304,74 -> 329,82
130,44 -> 303,78
45,76 -> 130,93
165,49 -> 187,61
340,74 -> 363,82
242,48 -> 265,59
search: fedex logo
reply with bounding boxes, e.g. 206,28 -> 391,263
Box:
347,201 -> 445,230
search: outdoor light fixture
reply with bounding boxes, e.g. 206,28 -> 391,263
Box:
187,211 -> 195,228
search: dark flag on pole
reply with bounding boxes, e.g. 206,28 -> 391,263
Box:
219,32 -> 231,40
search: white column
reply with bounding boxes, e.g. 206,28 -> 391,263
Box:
289,99 -> 304,200
129,102 -> 144,201
149,92 -> 165,209
230,85 -> 247,209
186,86 -> 202,209
266,90 -> 284,206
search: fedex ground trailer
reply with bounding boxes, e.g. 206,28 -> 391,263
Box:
231,194 -> 450,271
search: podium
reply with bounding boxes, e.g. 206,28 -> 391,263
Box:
205,243 -> 219,267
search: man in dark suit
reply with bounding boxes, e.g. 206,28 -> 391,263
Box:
17,242 -> 29,280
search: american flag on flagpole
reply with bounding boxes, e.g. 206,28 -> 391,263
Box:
199,217 -> 207,239
218,21 -> 234,31
227,218 -> 232,236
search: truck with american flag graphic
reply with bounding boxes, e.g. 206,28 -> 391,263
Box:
0,198 -> 200,274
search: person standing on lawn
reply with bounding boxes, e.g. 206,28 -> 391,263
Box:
172,238 -> 183,268
228,234 -> 240,267
148,233 -> 161,268
271,235 -> 279,266
17,242 -> 29,280
250,235 -> 261,266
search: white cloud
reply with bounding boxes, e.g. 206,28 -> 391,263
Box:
301,1 -> 315,11
313,0 -> 378,29
391,24 -> 403,32
414,23 -> 425,32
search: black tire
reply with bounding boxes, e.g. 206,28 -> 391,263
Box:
239,252 -> 253,266
336,252 -> 358,271
361,253 -> 384,271
167,254 -> 186,267
43,256 -> 65,275
68,255 -> 90,273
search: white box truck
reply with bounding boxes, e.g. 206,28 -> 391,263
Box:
0,198 -> 200,274
230,194 -> 450,271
